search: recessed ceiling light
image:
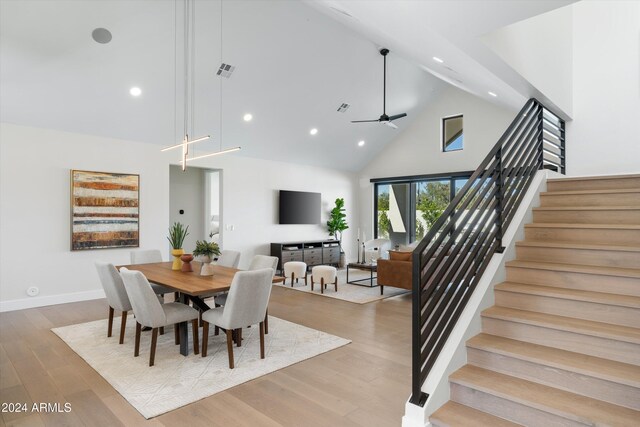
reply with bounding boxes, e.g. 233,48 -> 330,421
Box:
358,140 -> 365,147
243,113 -> 253,122
488,91 -> 497,97
129,87 -> 142,97
309,128 -> 318,135
433,57 -> 444,63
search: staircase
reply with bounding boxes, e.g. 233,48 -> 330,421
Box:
430,174 -> 640,426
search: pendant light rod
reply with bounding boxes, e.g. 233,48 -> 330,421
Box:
183,146 -> 241,162
161,135 -> 210,152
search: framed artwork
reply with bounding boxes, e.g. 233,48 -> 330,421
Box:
70,170 -> 140,251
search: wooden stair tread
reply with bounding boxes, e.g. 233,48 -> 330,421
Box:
506,260 -> 640,278
525,222 -> 640,229
516,240 -> 640,252
495,282 -> 640,308
467,333 -> 640,388
542,188 -> 640,195
548,173 -> 640,183
430,401 -> 522,427
533,205 -> 640,211
482,306 -> 640,344
450,365 -> 640,425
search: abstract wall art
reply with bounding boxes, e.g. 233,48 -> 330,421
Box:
70,170 -> 139,250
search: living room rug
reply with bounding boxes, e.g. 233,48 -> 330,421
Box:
52,316 -> 350,419
274,268 -> 409,304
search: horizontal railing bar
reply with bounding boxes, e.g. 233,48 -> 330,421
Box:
501,114 -> 540,166
502,155 -> 542,226
543,158 -> 562,168
543,148 -> 564,159
500,106 -> 540,161
502,126 -> 540,171
501,130 -> 542,193
543,139 -> 562,149
542,116 -> 561,131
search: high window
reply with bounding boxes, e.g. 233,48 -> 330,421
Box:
442,115 -> 463,152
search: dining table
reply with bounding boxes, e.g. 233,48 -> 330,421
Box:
118,261 -> 284,356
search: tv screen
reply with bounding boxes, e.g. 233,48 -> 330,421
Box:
279,190 -> 321,224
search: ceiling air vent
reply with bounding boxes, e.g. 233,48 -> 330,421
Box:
337,103 -> 350,113
217,63 -> 236,78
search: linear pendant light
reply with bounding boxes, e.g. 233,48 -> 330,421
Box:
162,0 -> 239,171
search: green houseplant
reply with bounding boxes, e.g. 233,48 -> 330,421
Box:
193,240 -> 220,276
327,198 -> 349,267
167,222 -> 189,270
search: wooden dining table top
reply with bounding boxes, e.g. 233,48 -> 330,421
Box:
118,262 -> 284,297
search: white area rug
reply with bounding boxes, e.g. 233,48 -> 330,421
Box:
52,316 -> 350,419
275,268 -> 409,304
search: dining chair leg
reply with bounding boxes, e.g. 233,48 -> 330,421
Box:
290,272 -> 294,287
305,273 -> 308,286
174,323 -> 180,345
134,322 -> 141,357
149,328 -> 158,367
321,277 -> 325,294
226,329 -> 234,369
174,291 -> 179,302
311,276 -> 315,292
264,309 -> 269,335
198,310 -> 203,327
201,321 -> 209,357
259,321 -> 265,359
335,277 -> 338,292
191,319 -> 200,355
107,306 -> 114,337
159,326 -> 164,335
214,326 -> 219,336
236,328 -> 242,347
119,311 -> 127,344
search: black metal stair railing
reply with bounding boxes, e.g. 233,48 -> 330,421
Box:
410,98 -> 565,406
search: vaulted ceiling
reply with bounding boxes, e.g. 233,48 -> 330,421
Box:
0,0 -> 573,171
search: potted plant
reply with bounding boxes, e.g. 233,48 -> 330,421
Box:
167,222 -> 189,270
327,197 -> 349,267
192,240 -> 221,276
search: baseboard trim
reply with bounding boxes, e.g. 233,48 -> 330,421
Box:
0,289 -> 106,312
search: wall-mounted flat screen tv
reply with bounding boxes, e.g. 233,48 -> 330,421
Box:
279,190 -> 321,224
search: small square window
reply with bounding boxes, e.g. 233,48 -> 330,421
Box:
443,115 -> 463,152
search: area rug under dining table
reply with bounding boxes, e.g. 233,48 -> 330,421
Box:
52,316 -> 350,419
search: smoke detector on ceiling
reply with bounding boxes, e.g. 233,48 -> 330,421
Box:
217,63 -> 236,78
337,103 -> 350,113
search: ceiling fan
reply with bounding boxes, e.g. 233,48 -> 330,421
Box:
352,48 -> 407,129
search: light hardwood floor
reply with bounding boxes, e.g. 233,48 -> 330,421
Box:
0,286 -> 412,426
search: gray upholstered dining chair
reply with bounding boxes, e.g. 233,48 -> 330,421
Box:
130,249 -> 163,264
201,268 -> 273,368
95,262 -> 132,345
216,250 -> 241,268
95,262 -> 168,344
120,268 -> 200,366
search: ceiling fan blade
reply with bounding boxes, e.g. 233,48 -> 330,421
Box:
351,119 -> 379,123
383,121 -> 398,129
388,113 -> 407,121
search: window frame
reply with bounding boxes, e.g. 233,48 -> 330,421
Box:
441,114 -> 464,152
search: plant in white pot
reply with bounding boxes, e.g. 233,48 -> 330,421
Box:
327,197 -> 349,268
192,240 -> 221,276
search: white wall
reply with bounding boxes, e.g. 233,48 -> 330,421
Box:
186,153 -> 359,270
0,123 -> 169,309
0,123 -> 358,310
169,165 -> 205,252
358,86 -> 515,239
482,5 -> 573,117
567,0 -> 640,176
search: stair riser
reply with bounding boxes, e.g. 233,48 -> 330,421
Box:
547,177 -> 640,192
505,266 -> 640,297
450,383 -> 584,427
533,209 -> 640,225
516,245 -> 640,269
524,226 -> 640,245
495,291 -> 640,328
467,347 -> 640,410
481,317 -> 640,366
540,192 -> 640,207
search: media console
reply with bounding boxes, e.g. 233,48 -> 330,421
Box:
270,239 -> 341,272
